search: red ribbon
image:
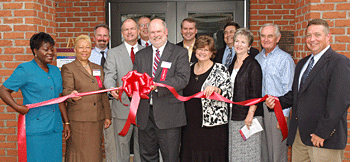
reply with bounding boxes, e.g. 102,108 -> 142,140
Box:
18,71 -> 288,161
116,71 -> 287,140
19,87 -> 120,162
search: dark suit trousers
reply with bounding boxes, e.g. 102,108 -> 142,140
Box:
138,105 -> 181,162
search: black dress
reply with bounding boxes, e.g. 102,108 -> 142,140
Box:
180,63 -> 228,162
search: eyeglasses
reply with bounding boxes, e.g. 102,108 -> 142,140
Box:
139,23 -> 149,28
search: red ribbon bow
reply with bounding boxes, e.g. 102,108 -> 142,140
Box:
117,71 -> 153,135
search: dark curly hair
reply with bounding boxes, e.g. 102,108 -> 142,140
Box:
30,32 -> 55,56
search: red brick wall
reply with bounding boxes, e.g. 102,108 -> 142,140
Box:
0,0 -> 56,161
55,0 -> 106,48
292,0 -> 350,161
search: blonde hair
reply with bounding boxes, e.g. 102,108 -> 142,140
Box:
75,35 -> 91,48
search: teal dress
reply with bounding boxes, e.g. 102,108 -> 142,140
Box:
3,59 -> 63,162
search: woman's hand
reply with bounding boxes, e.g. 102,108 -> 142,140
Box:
70,90 -> 82,101
104,119 -> 112,129
265,95 -> 275,109
204,86 -> 219,97
63,124 -> 71,140
244,112 -> 254,130
17,105 -> 29,115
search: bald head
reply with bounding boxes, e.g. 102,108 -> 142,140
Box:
148,19 -> 168,48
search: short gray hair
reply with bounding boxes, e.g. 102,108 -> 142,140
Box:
234,28 -> 254,47
260,23 -> 281,37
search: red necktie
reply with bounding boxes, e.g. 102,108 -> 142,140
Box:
130,47 -> 135,64
146,42 -> 149,47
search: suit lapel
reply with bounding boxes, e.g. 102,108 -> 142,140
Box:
298,48 -> 332,95
120,43 -> 134,69
144,47 -> 153,78
74,59 -> 95,79
154,42 -> 173,81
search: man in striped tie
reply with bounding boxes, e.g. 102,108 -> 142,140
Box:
133,18 -> 190,162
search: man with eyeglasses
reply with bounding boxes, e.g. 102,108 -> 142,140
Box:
215,22 -> 259,68
137,16 -> 151,47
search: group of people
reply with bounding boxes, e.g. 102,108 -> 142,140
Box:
0,16 -> 349,162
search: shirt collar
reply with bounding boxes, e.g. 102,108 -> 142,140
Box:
311,45 -> 330,63
94,46 -> 108,54
124,41 -> 138,49
152,41 -> 167,55
260,45 -> 280,58
183,39 -> 195,49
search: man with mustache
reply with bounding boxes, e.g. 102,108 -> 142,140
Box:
88,24 -> 117,162
104,19 -> 143,162
176,17 -> 198,63
137,16 -> 151,47
89,24 -> 110,67
133,19 -> 190,162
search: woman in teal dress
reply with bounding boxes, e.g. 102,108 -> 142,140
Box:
0,32 -> 71,161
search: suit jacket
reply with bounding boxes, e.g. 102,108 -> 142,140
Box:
104,43 -> 144,119
62,59 -> 111,121
279,47 -> 349,149
228,56 -> 263,121
137,38 -> 142,46
133,41 -> 190,130
215,46 -> 259,64
176,41 -> 198,63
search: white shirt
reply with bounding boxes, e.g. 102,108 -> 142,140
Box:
140,39 -> 151,47
298,45 -> 330,90
150,41 -> 167,105
89,47 -> 108,65
124,42 -> 139,56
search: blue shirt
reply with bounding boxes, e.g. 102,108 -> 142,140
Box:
89,47 -> 108,65
255,45 -> 295,117
222,45 -> 236,66
3,59 -> 63,135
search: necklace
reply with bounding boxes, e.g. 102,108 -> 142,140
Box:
83,64 -> 89,68
195,74 -> 200,81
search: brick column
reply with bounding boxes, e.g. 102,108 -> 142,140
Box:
0,0 -> 56,161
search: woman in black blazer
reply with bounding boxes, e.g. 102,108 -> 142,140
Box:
228,28 -> 263,161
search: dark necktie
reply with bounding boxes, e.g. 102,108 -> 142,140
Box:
100,51 -> 105,67
152,49 -> 160,79
130,47 -> 135,64
300,57 -> 314,89
146,42 -> 149,47
225,47 -> 233,68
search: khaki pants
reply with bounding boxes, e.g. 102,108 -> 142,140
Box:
292,128 -> 344,162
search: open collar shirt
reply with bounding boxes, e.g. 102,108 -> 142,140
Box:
255,45 -> 295,117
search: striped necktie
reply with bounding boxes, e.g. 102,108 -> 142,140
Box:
300,57 -> 314,90
225,47 -> 233,68
152,49 -> 160,78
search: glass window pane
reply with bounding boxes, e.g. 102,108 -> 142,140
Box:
189,12 -> 233,50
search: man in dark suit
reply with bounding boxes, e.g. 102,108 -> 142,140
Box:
137,16 -> 151,47
214,22 -> 259,67
133,18 -> 190,162
266,19 -> 349,161
176,17 -> 198,63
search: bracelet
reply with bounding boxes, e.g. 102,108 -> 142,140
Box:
64,122 -> 70,125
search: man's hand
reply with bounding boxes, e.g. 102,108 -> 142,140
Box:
311,134 -> 325,147
110,90 -> 119,100
276,117 -> 288,129
265,95 -> 275,109
151,85 -> 157,91
104,119 -> 112,129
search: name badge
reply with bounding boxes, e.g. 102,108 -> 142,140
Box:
93,69 -> 101,76
161,61 -> 172,69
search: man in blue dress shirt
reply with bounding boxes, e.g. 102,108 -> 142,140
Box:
255,23 -> 295,162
